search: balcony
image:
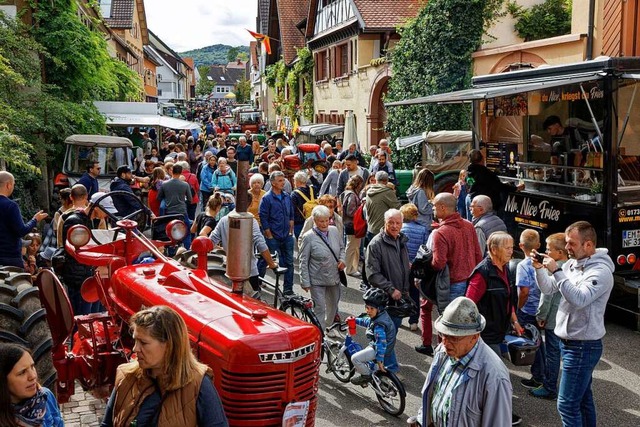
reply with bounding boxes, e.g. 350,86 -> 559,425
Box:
314,0 -> 355,35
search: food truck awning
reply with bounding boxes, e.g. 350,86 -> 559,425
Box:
385,72 -> 602,107
102,114 -> 201,130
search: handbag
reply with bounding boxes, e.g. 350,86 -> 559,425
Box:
313,229 -> 348,287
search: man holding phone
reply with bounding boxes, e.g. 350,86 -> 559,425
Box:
531,221 -> 613,427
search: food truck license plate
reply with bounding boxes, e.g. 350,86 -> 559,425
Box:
622,229 -> 640,248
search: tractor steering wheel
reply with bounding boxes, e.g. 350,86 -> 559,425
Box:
87,191 -> 149,245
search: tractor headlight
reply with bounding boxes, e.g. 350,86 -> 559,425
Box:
67,225 -> 91,248
166,220 -> 188,243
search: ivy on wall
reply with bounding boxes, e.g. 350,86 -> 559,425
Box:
265,47 -> 314,121
385,0 -> 498,169
507,0 -> 572,42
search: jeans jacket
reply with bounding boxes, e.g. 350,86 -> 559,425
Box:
419,339 -> 512,427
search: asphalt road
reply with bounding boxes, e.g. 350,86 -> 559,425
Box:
285,274 -> 640,427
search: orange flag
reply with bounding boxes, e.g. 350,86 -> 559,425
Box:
247,29 -> 272,55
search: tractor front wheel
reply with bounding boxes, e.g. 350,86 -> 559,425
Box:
0,268 -> 57,393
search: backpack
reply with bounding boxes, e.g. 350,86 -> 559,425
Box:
294,187 -> 318,219
352,202 -> 367,238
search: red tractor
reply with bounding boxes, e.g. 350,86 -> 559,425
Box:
2,191 -> 321,426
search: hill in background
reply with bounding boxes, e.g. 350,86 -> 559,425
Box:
180,44 -> 250,68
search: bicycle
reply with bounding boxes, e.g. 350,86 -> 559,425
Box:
324,318 -> 406,416
257,253 -> 323,335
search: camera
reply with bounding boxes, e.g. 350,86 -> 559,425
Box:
533,252 -> 545,263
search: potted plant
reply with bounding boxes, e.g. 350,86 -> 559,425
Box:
590,180 -> 603,203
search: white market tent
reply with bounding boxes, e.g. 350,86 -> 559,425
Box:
94,101 -> 200,131
100,113 -> 200,130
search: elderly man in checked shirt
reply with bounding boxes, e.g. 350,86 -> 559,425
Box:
409,297 -> 512,427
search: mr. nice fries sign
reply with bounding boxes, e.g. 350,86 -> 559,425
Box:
504,195 -> 561,229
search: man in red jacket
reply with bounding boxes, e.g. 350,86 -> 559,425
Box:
430,193 -> 482,312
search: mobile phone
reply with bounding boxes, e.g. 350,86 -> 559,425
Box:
534,253 -> 544,263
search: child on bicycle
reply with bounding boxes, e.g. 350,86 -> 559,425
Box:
349,288 -> 398,386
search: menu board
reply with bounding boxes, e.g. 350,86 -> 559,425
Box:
486,142 -> 519,176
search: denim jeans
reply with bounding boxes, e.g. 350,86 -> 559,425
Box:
544,328 -> 561,394
450,281 -> 467,300
558,339 -> 603,427
266,235 -> 294,294
517,310 -> 546,383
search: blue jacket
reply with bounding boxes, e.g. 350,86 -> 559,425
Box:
259,190 -> 294,241
109,177 -> 137,217
200,164 -> 216,192
77,172 -> 99,198
43,387 -> 64,427
210,168 -> 236,193
355,310 -> 397,370
0,196 -> 37,268
401,221 -> 429,262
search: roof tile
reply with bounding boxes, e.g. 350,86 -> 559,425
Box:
104,0 -> 134,29
276,0 -> 310,64
352,0 -> 424,30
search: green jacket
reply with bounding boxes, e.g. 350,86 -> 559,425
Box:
365,184 -> 400,234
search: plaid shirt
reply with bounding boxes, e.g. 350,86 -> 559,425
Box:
430,341 -> 480,426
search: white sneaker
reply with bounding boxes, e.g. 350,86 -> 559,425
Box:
410,323 -> 419,332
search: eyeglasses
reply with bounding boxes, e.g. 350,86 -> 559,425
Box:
438,333 -> 467,343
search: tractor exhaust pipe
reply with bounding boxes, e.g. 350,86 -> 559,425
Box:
226,160 -> 252,294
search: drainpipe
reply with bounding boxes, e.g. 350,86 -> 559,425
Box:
586,0 -> 595,60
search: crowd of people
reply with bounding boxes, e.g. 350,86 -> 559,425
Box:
0,100 -> 615,426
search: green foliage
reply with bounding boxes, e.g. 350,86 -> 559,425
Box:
235,78 -> 252,104
196,65 -> 215,96
0,127 -> 39,175
28,0 -> 142,102
0,9 -> 106,209
508,0 -> 571,42
227,47 -> 239,62
386,0 -> 490,169
264,48 -> 314,121
180,44 -> 250,68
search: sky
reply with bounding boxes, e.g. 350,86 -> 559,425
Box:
145,0 -> 258,53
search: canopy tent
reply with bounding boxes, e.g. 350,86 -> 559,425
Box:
101,114 -> 201,130
224,93 -> 237,99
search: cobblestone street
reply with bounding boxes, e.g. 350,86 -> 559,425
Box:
61,383 -> 107,427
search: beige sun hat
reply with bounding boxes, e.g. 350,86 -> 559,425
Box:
434,296 -> 486,337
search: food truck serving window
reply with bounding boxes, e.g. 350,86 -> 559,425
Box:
480,79 -> 607,203
618,79 -> 640,201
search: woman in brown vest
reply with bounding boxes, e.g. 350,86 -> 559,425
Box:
101,306 -> 228,427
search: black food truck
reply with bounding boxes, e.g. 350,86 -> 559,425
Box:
388,56 -> 640,329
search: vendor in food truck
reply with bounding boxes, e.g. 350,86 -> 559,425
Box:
543,115 -> 585,154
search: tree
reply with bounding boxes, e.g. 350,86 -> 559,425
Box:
385,0 -> 503,169
508,0 -> 571,42
0,9 -> 106,211
28,0 -> 142,102
196,65 -> 215,96
227,47 -> 239,62
234,78 -> 252,104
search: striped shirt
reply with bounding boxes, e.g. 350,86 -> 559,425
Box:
430,341 -> 480,426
